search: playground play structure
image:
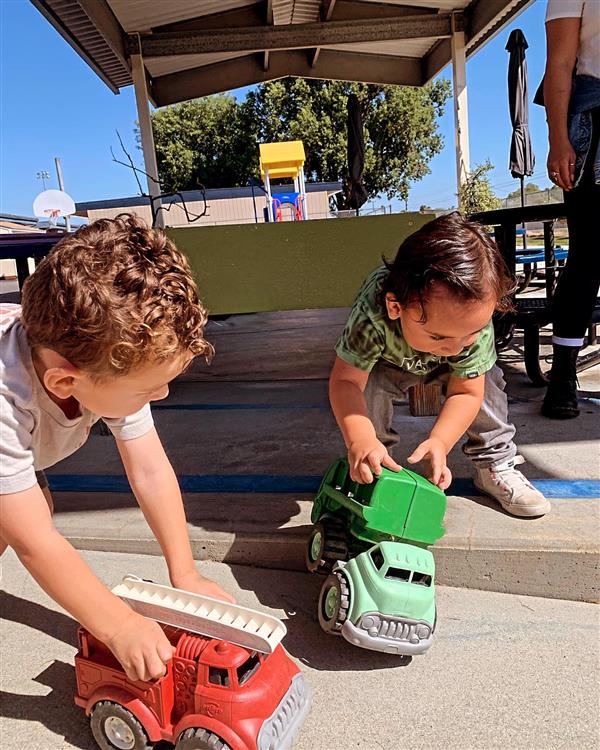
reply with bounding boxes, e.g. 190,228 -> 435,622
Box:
259,141 -> 308,223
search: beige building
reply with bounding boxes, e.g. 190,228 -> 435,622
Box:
76,183 -> 341,227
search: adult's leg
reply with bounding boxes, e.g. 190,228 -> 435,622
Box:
543,108 -> 600,418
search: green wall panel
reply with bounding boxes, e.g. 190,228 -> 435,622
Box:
168,213 -> 430,315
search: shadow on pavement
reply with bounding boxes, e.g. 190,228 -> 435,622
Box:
0,591 -> 78,647
0,661 -> 94,750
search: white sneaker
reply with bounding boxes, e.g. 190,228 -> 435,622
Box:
473,456 -> 551,517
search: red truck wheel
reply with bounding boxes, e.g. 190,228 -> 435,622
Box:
176,728 -> 232,750
90,701 -> 152,750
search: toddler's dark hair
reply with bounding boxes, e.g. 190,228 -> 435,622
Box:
380,212 -> 515,318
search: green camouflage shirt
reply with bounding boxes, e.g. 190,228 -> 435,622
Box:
335,266 -> 496,378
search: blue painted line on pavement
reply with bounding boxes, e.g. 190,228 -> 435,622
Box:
46,474 -> 600,498
449,478 -> 599,499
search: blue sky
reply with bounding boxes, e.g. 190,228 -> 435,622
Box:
1,0 -> 551,216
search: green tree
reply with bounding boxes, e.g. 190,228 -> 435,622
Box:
506,182 -> 542,199
147,78 -> 452,200
148,95 -> 258,192
505,182 -> 562,206
458,160 -> 502,214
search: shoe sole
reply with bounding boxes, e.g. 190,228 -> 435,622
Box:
540,405 -> 580,419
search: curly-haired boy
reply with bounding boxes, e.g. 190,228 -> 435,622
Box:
0,215 -> 233,683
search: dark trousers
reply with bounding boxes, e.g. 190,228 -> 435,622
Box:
552,107 -> 600,340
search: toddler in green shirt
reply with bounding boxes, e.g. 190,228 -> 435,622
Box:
330,212 -> 550,517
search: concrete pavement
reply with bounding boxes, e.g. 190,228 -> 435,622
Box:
1,549 -> 598,750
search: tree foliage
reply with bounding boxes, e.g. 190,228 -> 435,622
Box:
458,160 -> 502,214
506,182 -> 542,199
504,182 -> 562,205
148,95 -> 256,193
146,78 -> 452,201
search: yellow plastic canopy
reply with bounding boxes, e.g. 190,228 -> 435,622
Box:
259,140 -> 306,180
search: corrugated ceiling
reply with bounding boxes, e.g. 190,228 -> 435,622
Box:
30,0 -> 533,100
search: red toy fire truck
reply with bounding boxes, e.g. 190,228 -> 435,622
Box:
74,576 -> 311,750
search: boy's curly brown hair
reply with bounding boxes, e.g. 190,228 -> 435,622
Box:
21,214 -> 214,376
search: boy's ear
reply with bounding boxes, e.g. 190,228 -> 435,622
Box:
43,362 -> 83,400
385,293 -> 402,320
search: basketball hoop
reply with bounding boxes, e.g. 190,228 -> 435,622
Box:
33,189 -> 75,228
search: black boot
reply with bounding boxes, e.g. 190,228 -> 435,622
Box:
541,344 -> 580,419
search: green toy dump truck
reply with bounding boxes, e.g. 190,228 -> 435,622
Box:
306,457 -> 446,574
318,541 -> 436,655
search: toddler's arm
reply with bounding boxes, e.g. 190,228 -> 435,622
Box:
329,356 -> 401,483
0,484 -> 174,681
116,427 -> 234,603
408,373 -> 484,489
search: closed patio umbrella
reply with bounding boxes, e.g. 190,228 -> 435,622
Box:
346,93 -> 368,213
506,29 -> 535,207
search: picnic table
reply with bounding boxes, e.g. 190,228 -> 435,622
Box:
470,204 -> 600,385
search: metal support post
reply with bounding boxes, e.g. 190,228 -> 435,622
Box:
451,12 -> 470,198
131,54 -> 164,228
54,157 -> 71,231
265,168 -> 274,222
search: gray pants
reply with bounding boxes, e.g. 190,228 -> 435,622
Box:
364,362 -> 517,469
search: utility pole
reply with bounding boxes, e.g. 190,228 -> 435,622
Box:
54,157 -> 71,231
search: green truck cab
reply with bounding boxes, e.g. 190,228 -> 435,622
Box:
306,457 -> 446,574
319,541 -> 436,655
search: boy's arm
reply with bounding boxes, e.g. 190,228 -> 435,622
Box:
329,356 -> 401,483
408,373 -> 484,488
116,427 -> 234,603
0,485 -> 174,681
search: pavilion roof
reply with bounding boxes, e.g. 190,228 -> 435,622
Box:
31,0 -> 532,105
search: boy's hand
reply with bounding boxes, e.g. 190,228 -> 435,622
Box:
407,437 -> 452,490
348,439 -> 402,484
171,568 -> 236,604
106,611 -> 175,683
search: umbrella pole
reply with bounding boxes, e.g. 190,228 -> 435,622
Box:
520,176 -> 527,251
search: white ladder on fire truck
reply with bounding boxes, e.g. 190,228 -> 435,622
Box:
112,575 -> 286,654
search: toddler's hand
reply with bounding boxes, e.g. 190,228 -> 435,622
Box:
106,611 -> 175,683
348,439 -> 402,484
171,569 -> 236,604
407,437 -> 452,490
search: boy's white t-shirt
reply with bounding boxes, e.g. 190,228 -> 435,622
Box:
546,0 -> 600,79
0,304 -> 154,495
